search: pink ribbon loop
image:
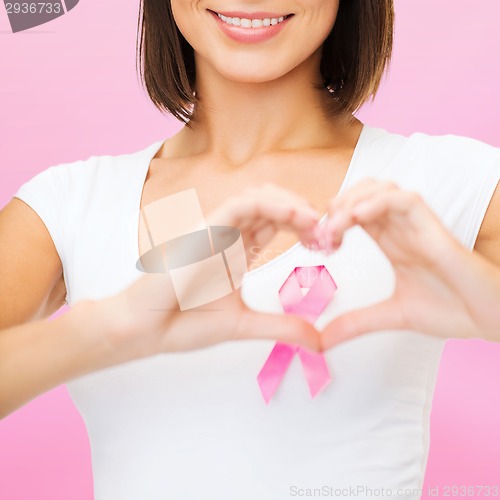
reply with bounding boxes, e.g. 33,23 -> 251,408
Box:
257,265 -> 337,404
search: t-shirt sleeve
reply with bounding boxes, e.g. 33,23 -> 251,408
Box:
13,164 -> 68,268
12,161 -> 79,305
398,132 -> 500,251
463,153 -> 500,250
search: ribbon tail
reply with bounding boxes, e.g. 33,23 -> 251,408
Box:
297,347 -> 331,398
257,342 -> 296,404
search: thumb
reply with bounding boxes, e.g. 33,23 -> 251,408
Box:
320,299 -> 405,350
234,309 -> 322,352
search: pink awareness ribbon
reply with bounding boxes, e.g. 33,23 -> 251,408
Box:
257,265 -> 337,404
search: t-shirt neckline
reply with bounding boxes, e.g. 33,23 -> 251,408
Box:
130,123 -> 373,277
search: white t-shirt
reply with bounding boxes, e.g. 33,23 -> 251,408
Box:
14,124 -> 500,500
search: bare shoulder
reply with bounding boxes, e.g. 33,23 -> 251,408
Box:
474,181 -> 500,266
0,197 -> 66,329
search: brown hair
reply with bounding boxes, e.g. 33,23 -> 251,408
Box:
136,0 -> 394,125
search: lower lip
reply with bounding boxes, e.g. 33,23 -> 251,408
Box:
208,10 -> 293,43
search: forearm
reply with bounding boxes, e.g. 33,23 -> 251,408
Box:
0,300 -> 127,419
461,251 -> 500,343
439,241 -> 500,342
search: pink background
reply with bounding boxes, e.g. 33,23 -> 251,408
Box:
1,0 -> 500,498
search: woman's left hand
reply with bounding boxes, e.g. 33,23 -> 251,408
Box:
316,179 -> 500,349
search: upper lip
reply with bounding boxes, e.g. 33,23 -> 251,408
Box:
209,9 -> 293,19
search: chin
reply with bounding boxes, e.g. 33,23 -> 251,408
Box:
225,73 -> 285,84
214,62 -> 290,84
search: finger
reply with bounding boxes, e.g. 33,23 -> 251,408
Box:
209,193 -> 320,231
208,196 -> 320,250
324,189 -> 420,247
354,189 -> 449,246
326,178 -> 391,219
259,182 -> 319,213
234,308 -> 322,352
352,190 -> 421,224
220,182 -> 320,224
354,190 -> 459,271
243,218 -> 275,247
248,196 -> 320,231
320,299 -> 406,350
323,180 -> 399,250
244,222 -> 277,268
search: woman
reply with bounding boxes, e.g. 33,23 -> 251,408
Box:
1,0 -> 499,499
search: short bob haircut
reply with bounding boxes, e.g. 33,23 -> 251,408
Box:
136,0 -> 394,126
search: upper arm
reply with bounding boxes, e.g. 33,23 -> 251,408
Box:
474,181 -> 500,267
0,197 -> 66,329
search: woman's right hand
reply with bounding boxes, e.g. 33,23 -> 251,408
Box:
90,183 -> 323,361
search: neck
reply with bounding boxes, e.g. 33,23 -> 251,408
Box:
177,49 -> 352,166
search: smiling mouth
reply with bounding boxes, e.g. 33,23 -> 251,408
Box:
207,9 -> 294,29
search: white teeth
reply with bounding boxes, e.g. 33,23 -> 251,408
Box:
216,12 -> 289,28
